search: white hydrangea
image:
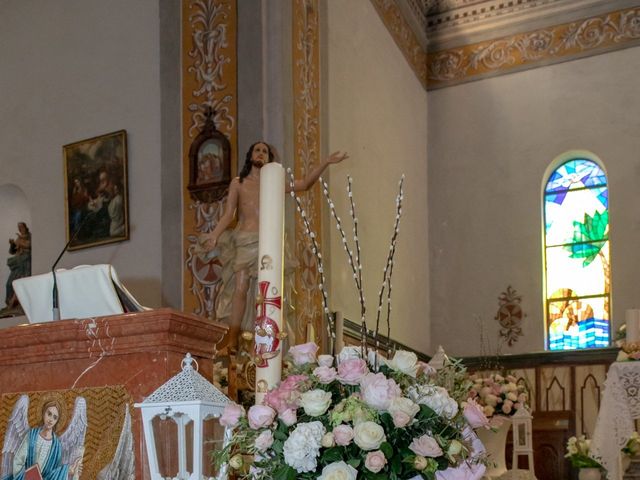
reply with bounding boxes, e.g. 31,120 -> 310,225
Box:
408,384 -> 459,419
283,421 -> 326,473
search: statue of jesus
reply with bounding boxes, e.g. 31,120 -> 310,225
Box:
202,141 -> 348,352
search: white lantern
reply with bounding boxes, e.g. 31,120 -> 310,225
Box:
135,354 -> 232,480
511,407 -> 535,474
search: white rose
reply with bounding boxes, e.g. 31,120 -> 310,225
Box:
387,350 -> 419,377
338,346 -> 362,363
388,397 -> 420,422
354,421 -> 386,451
322,432 -> 336,448
318,461 -> 358,480
409,385 -> 459,419
506,392 -> 518,402
300,389 -> 332,417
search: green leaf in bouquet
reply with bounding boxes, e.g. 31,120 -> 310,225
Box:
321,447 -> 344,464
347,457 -> 361,469
274,429 -> 288,441
380,442 -> 394,459
273,464 -> 297,480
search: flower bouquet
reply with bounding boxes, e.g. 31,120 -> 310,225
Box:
466,373 -> 529,419
213,343 -> 486,479
565,435 -> 603,469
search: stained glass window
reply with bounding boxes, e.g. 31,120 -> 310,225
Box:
543,157 -> 611,351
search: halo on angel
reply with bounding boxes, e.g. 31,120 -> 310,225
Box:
1,394 -> 87,480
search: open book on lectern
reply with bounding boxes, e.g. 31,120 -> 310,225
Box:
12,264 -> 147,323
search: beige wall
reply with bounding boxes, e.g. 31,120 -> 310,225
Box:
325,0 -> 429,353
0,0 -> 176,308
428,46 -> 640,356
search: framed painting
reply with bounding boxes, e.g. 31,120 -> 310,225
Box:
63,130 -> 129,250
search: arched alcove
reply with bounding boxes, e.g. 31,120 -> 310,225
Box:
0,184 -> 31,307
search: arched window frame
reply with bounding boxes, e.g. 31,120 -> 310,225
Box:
542,150 -> 611,351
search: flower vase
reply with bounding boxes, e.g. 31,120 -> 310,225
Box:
578,468 -> 601,480
475,416 -> 511,479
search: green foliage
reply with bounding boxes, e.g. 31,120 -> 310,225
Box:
566,210 -> 608,266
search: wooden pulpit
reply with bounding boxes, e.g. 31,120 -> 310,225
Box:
0,308 -> 228,480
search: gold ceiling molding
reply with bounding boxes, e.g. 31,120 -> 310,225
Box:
427,6 -> 640,89
370,0 -> 428,89
293,0 -> 324,346
181,0 -> 238,315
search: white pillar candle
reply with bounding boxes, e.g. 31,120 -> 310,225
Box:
254,162 -> 285,404
625,309 -> 640,344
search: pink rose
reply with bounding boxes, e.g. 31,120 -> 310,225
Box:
289,342 -> 319,365
219,403 -> 244,428
409,434 -> 443,457
263,375 -> 307,413
502,402 -> 512,415
392,411 -> 411,428
318,354 -> 334,367
360,373 -> 401,411
337,358 -> 369,385
364,450 -> 387,473
278,408 -> 297,426
254,430 -> 274,451
333,424 -> 355,446
247,405 -> 276,429
314,366 -> 338,384
463,398 -> 489,429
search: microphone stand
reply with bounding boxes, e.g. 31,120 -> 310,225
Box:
51,211 -> 96,320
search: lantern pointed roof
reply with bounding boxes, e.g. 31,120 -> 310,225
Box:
142,353 -> 230,406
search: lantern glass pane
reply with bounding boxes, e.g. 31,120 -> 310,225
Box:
204,416 -> 227,478
152,413 -> 194,479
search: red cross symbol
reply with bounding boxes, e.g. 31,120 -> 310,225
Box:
254,281 -> 282,368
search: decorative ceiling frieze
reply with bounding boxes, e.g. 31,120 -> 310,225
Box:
371,0 -> 640,89
428,5 -> 640,89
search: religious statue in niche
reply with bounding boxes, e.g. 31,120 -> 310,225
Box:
1,222 -> 31,317
1,394 -> 87,480
495,285 -> 526,346
199,141 -> 348,353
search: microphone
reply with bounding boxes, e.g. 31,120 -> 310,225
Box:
51,211 -> 97,320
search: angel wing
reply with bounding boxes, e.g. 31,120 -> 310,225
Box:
1,394 -> 30,477
97,406 -> 135,480
59,397 -> 87,466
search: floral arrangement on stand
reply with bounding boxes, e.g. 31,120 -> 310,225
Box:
211,174 -> 488,479
615,324 -> 640,361
466,372 -> 529,420
565,435 -> 603,470
214,344 -> 487,479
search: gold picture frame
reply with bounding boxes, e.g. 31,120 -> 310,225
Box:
63,130 -> 129,250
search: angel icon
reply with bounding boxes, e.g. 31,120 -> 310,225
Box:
1,395 -> 87,480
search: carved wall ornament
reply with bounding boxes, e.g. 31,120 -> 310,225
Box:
370,0 -> 428,89
293,0 -> 323,346
427,6 -> 640,89
182,0 -> 237,315
495,285 -> 526,346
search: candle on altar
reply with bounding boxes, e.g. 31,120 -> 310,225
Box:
626,309 -> 640,344
254,162 -> 285,404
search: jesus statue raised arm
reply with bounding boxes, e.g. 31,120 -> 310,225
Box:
202,141 -> 348,352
